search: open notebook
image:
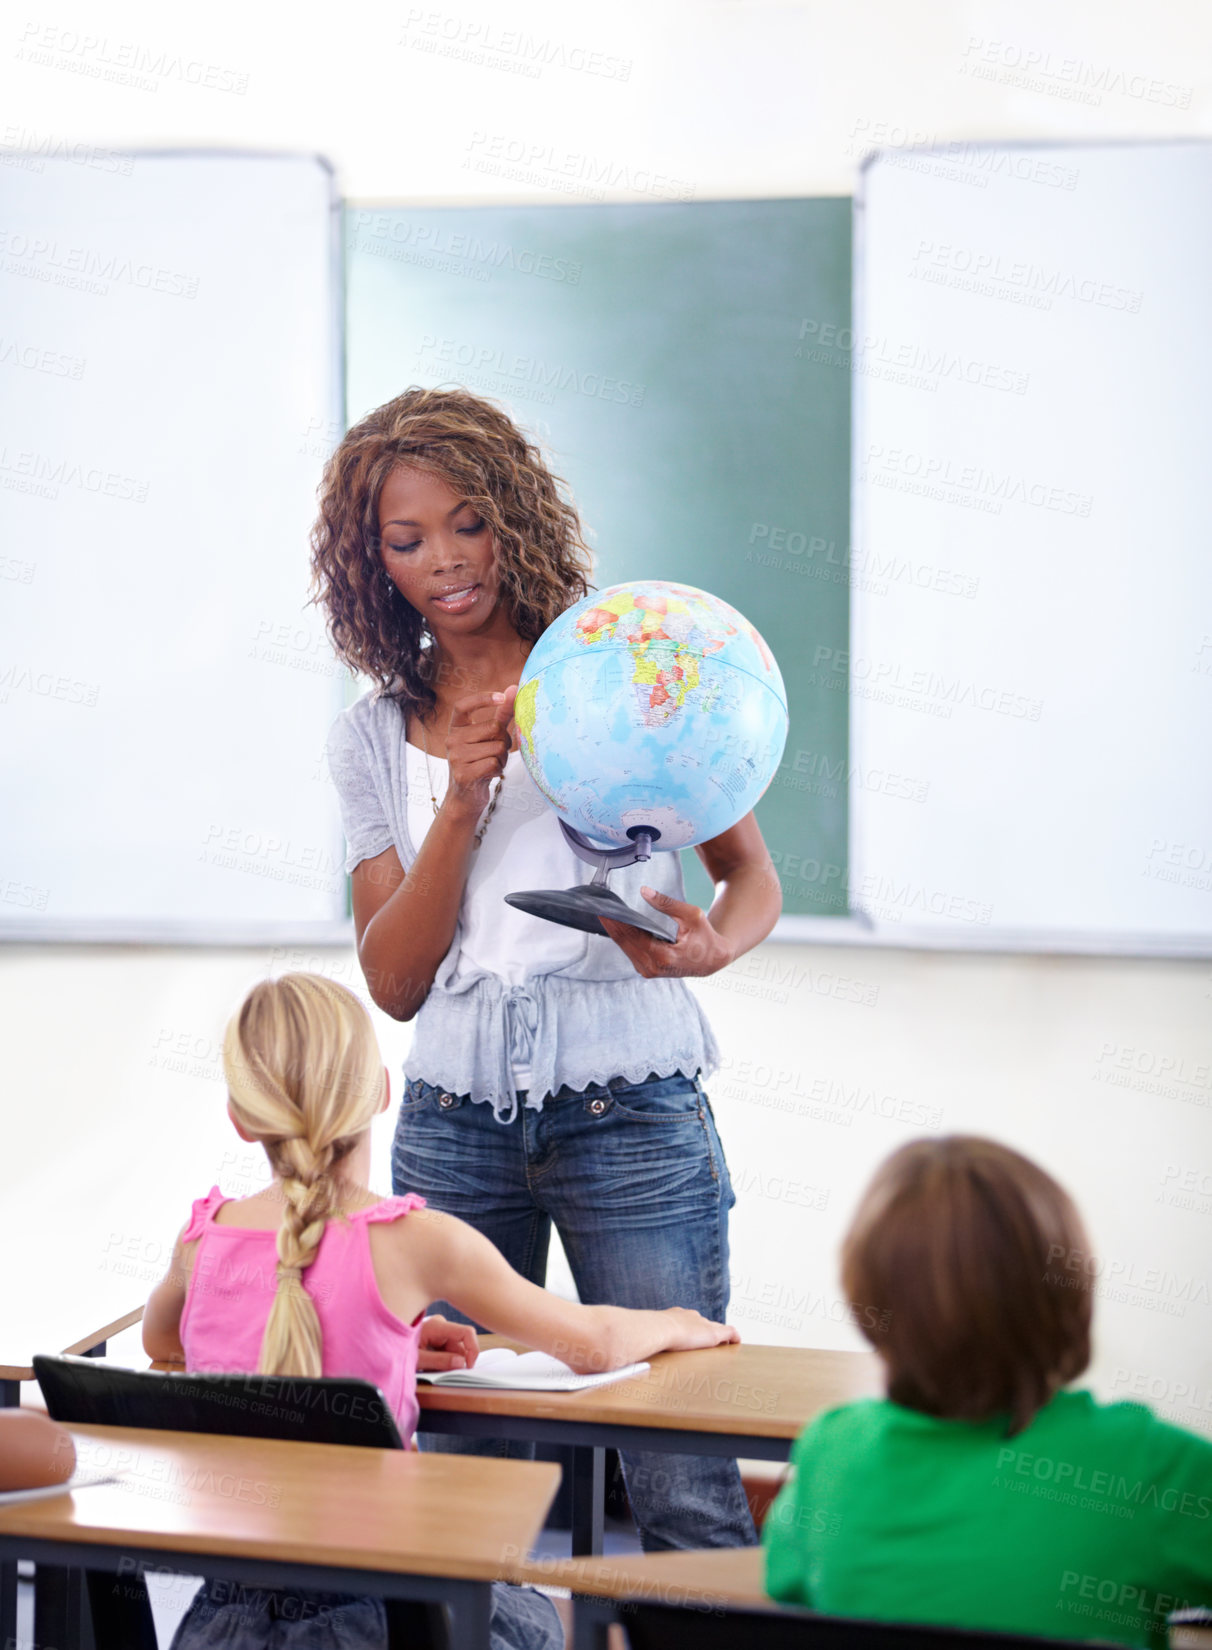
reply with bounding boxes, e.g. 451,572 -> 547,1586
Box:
416,1348 -> 649,1392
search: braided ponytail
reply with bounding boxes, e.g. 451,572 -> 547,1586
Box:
222,974 -> 384,1378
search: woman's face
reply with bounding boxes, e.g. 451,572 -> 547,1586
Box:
377,465 -> 502,632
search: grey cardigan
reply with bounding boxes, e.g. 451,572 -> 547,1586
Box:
327,690 -> 720,1120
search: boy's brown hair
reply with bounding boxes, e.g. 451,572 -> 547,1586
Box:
841,1136 -> 1092,1435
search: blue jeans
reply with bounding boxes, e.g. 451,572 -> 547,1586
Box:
391,1068 -> 757,1552
169,1578 -> 558,1649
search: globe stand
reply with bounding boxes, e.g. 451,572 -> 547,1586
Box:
504,821 -> 679,944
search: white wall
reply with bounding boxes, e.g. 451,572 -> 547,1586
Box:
3,0 -> 1210,1432
6,938 -> 1209,1438
3,0 -> 1207,202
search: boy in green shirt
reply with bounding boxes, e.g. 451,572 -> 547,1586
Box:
764,1137 -> 1212,1649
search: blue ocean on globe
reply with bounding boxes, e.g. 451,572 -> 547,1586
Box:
514,580 -> 789,851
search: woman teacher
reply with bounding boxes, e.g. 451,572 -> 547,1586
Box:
314,387 -> 781,1550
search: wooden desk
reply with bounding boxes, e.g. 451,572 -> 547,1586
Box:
417,1339 -> 881,1555
418,1340 -> 880,1446
510,1543 -> 767,1607
0,1422 -> 561,1649
507,1546 -> 770,1650
508,1547 -> 1144,1650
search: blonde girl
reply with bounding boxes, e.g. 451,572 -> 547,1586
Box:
144,973 -> 737,1650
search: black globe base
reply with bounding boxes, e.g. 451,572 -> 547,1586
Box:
504,884 -> 678,943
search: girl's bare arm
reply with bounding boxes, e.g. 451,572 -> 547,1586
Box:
401,1206 -> 738,1373
142,1228 -> 192,1362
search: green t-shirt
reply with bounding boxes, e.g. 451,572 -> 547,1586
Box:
763,1390 -> 1212,1649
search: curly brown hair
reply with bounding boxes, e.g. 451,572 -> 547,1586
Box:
309,387 -> 594,719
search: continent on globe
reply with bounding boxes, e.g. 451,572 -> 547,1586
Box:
574,586 -> 731,727
512,677 -> 564,810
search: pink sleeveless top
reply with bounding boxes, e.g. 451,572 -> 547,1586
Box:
179,1185 -> 427,1441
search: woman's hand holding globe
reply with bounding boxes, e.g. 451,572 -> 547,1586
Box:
599,890 -> 736,979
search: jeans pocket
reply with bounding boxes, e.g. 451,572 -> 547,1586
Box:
607,1072 -> 704,1124
396,1077 -> 434,1117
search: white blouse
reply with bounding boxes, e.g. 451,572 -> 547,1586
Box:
404,742 -> 587,1086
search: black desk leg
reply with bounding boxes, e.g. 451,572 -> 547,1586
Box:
570,1445 -> 605,1557
0,1561 -> 13,1649
573,1596 -> 617,1650
34,1564 -> 95,1650
448,1578 -> 493,1649
0,1378 -> 19,1646
27,1353 -> 102,1650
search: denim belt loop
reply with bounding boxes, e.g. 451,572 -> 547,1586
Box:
691,1067 -> 716,1121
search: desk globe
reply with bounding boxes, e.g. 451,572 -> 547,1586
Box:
506,580 -> 788,942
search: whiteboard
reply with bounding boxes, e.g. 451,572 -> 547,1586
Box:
851,140 -> 1212,955
0,151 -> 349,942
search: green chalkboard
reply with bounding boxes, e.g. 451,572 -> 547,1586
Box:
345,199 -> 851,917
